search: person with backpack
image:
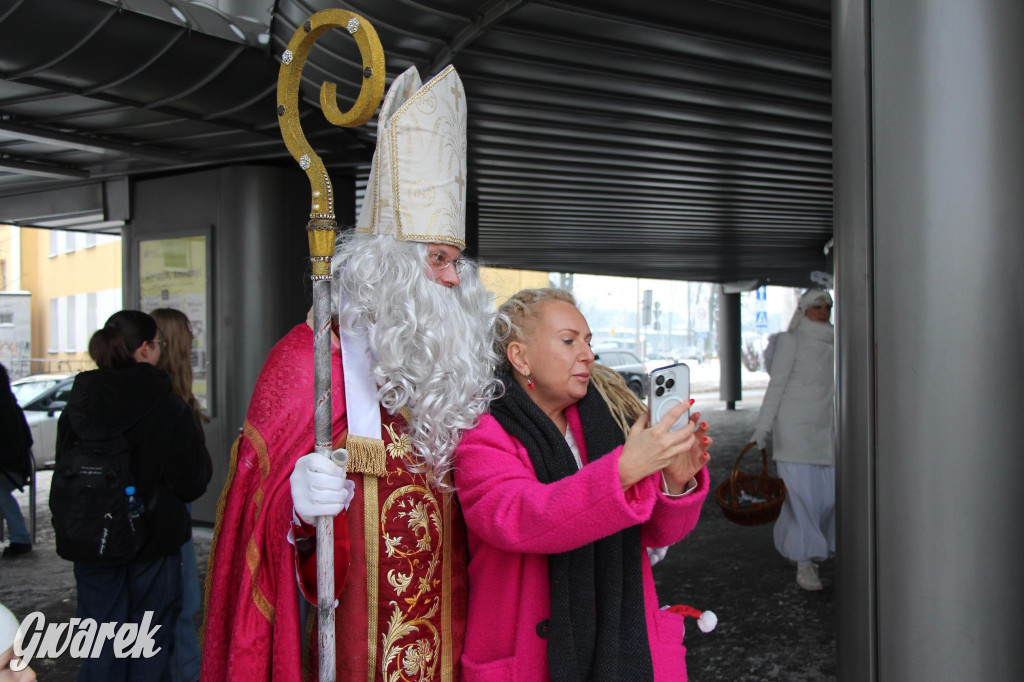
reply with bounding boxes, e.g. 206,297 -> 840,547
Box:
0,362 -> 33,559
50,310 -> 212,681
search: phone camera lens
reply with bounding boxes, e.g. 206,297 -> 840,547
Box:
666,378 -> 675,389
655,375 -> 665,386
655,386 -> 665,397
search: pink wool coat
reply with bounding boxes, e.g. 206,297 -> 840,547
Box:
454,404 -> 710,681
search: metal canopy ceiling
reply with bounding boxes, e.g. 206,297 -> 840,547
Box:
0,0 -> 831,286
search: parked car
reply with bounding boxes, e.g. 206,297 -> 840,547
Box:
672,345 -> 706,366
644,351 -> 675,361
592,347 -> 648,398
11,373 -> 77,469
642,354 -> 676,375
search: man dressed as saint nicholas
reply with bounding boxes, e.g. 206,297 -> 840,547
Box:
201,65 -> 502,681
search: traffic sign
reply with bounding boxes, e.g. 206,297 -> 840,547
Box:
756,311 -> 768,328
694,306 -> 709,333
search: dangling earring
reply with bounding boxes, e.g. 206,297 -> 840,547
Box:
526,376 -> 535,390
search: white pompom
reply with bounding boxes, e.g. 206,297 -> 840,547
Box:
697,610 -> 718,633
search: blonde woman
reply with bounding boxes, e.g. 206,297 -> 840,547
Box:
455,289 -> 712,681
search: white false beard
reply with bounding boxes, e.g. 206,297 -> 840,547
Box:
334,233 -> 502,489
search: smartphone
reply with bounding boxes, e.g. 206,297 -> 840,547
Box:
648,362 -> 691,432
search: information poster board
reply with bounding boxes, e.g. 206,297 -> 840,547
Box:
138,234 -> 211,414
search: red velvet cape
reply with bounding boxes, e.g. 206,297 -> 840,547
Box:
201,324 -> 349,680
201,324 -> 468,681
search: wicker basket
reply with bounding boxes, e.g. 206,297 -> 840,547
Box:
714,442 -> 787,526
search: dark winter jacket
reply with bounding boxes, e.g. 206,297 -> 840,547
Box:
1,387 -> 33,484
55,362 -> 212,562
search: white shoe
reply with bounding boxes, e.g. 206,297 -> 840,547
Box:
796,564 -> 823,591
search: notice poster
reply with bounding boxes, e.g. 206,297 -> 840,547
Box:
138,235 -> 211,414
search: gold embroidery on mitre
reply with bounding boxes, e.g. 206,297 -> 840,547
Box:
356,65 -> 467,249
356,67 -> 418,238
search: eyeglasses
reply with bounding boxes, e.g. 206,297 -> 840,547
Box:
427,252 -> 466,275
150,337 -> 167,350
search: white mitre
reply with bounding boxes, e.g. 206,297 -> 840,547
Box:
356,65 -> 467,249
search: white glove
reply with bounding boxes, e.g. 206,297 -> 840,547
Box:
290,449 -> 355,525
751,430 -> 769,450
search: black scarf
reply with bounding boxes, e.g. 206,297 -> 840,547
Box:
490,370 -> 654,682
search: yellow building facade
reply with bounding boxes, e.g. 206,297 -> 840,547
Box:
480,267 -> 551,305
4,226 -> 122,375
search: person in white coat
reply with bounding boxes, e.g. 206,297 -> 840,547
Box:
751,289 -> 835,591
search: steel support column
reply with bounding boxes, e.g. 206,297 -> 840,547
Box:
717,287 -> 742,409
835,1 -> 1024,678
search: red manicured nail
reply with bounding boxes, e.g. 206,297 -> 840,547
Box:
689,398 -> 695,405
700,422 -> 708,429
702,436 -> 709,443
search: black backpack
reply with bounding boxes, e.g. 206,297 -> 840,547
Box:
49,433 -> 148,565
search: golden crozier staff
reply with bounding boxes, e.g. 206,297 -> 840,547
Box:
276,10 -> 385,681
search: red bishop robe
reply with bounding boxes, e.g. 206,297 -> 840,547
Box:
201,323 -> 468,681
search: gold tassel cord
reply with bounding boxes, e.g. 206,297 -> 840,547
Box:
345,434 -> 388,477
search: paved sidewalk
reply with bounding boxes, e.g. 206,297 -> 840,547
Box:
0,386 -> 835,681
662,393 -> 836,682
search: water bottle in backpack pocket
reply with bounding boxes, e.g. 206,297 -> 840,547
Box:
49,435 -> 148,565
125,485 -> 145,532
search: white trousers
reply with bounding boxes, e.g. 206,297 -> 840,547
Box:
773,461 -> 835,565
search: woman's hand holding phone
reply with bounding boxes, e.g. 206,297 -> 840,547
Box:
661,411 -> 712,493
618,399 -> 695,490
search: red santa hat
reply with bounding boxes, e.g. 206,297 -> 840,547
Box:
664,604 -> 718,633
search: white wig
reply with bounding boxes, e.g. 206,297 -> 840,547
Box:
332,231 -> 502,490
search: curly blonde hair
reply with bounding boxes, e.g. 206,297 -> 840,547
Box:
492,288 -> 577,372
493,288 -> 646,436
